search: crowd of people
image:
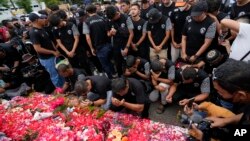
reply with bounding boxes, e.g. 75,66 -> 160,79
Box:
1,0 -> 250,140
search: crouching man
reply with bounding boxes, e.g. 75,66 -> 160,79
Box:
74,75 -> 112,110
110,77 -> 150,118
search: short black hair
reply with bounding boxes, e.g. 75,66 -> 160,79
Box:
49,13 -> 61,27
38,10 -> 49,16
86,4 -> 97,14
141,0 -> 149,4
74,80 -> 89,95
111,77 -> 127,93
49,4 -> 59,12
151,60 -> 163,72
56,10 -> 67,20
11,17 -> 18,22
105,5 -> 118,19
182,67 -> 197,80
130,3 -> 140,9
121,0 -> 130,5
1,19 -> 10,27
126,55 -> 136,68
214,58 -> 250,93
57,64 -> 71,73
207,0 -> 222,13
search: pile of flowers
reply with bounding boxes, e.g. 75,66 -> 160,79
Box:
0,93 -> 187,141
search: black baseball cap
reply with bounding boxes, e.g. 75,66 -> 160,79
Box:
148,8 -> 162,24
29,12 -> 47,22
191,1 -> 208,17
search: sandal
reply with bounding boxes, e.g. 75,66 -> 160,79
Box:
156,104 -> 165,114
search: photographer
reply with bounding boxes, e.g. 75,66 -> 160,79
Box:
189,59 -> 250,141
21,54 -> 55,94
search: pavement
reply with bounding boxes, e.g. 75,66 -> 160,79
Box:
149,101 -> 184,127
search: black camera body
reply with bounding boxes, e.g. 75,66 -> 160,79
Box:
188,119 -> 229,141
22,63 -> 41,78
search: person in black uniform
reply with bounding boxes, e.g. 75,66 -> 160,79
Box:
147,8 -> 172,61
29,12 -> 64,87
83,4 -> 115,78
76,9 -> 98,75
170,0 -> 192,62
181,1 -> 216,66
57,64 -> 86,93
123,55 -> 150,81
167,66 -> 210,106
106,5 -> 134,76
230,0 -> 250,19
206,0 -> 230,56
111,77 -> 150,118
74,75 -> 113,110
49,12 -> 85,70
120,0 -> 131,15
149,59 -> 175,113
158,0 -> 176,17
141,0 -> 154,20
129,3 -> 149,60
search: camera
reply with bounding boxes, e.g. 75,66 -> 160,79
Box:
22,63 -> 41,78
187,119 -> 230,141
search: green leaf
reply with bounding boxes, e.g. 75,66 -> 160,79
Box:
15,0 -> 32,13
88,105 -> 95,114
96,109 -> 106,119
53,104 -> 67,114
22,130 -> 39,141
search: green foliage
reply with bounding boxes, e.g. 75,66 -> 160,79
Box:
39,0 -> 61,5
22,130 -> 39,141
96,109 -> 106,119
71,0 -> 83,5
53,104 -> 67,114
15,0 -> 32,13
0,0 -> 9,8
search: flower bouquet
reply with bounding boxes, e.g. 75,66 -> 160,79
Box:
0,93 -> 187,141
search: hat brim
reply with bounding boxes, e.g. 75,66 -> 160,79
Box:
148,13 -> 162,24
191,12 -> 202,17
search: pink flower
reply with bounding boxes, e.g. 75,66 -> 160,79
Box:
50,97 -> 65,109
55,87 -> 64,94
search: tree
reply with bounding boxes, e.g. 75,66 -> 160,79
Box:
15,0 -> 32,13
0,0 -> 9,8
71,0 -> 83,5
39,0 -> 62,5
